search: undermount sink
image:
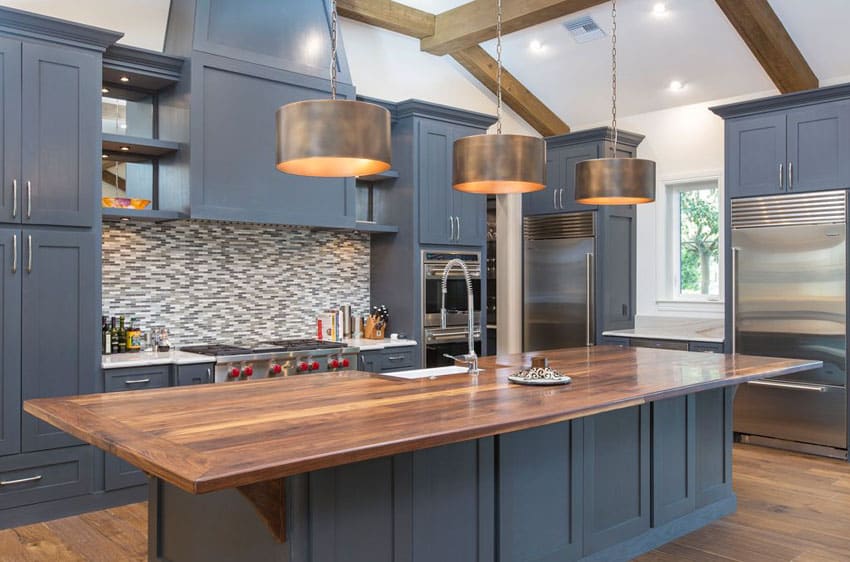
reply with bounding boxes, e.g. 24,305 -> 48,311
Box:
381,365 -> 471,380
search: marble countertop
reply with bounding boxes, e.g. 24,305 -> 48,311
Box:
602,316 -> 725,343
102,350 -> 213,370
343,338 -> 418,351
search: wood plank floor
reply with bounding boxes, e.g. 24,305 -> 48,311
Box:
0,444 -> 848,561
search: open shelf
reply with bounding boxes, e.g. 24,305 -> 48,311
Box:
102,44 -> 184,93
102,134 -> 179,159
102,208 -> 187,223
354,221 -> 399,233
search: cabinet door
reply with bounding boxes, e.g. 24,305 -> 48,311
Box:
726,113 -> 786,198
21,228 -> 96,451
651,396 -> 696,526
582,405 -> 650,555
695,388 -> 733,507
191,56 -> 354,228
418,120 -> 453,245
522,150 -> 560,216
560,143 -> 599,213
0,227 -> 21,456
451,125 -> 488,246
0,39 -> 21,225
21,43 -> 98,227
787,102 -> 850,193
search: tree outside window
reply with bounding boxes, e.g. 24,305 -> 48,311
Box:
668,180 -> 720,300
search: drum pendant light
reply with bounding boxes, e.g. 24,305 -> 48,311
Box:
575,0 -> 655,205
452,0 -> 546,194
276,0 -> 391,178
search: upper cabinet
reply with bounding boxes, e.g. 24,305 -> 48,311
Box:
712,85 -> 850,199
0,40 -> 101,227
418,120 -> 488,246
523,128 -> 643,216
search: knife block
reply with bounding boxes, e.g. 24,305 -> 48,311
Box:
364,317 -> 385,340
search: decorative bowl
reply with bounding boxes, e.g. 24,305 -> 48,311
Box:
102,197 -> 151,210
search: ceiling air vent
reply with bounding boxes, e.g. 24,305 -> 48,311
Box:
563,15 -> 606,43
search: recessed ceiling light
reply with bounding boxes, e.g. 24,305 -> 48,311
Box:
669,80 -> 685,92
120,145 -> 130,151
101,87 -> 109,94
529,39 -> 545,53
119,76 -> 129,83
653,3 -> 667,16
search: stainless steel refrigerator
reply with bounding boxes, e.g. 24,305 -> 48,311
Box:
523,212 -> 595,352
731,190 -> 847,458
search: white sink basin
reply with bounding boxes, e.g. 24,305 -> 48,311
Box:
381,365 -> 470,380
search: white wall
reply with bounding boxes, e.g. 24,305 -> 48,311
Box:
575,91 -> 774,320
340,18 -> 537,136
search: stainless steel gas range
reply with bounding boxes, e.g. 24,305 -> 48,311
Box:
180,339 -> 359,383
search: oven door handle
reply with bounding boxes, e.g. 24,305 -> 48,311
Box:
426,268 -> 481,278
427,330 -> 481,341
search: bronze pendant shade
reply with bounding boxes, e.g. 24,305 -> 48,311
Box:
275,99 -> 392,178
574,157 -> 656,205
452,134 -> 547,194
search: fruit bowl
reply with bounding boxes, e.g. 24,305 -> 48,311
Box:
102,197 -> 151,210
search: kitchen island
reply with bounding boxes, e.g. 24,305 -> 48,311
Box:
25,346 -> 818,562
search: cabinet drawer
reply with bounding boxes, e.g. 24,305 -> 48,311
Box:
629,338 -> 689,351
104,365 -> 171,392
0,447 -> 92,510
175,363 -> 214,386
688,341 -> 725,354
105,454 -> 145,491
380,348 -> 415,370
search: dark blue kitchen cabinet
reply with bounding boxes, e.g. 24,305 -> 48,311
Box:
21,43 -> 99,228
21,228 -> 97,452
695,388 -> 733,507
651,396 -> 696,526
522,152 -> 560,215
582,404 -> 650,554
418,121 -> 488,246
0,39 -> 21,225
713,86 -> 850,198
0,227 -> 21,457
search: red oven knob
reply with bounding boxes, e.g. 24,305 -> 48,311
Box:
229,367 -> 240,378
330,359 -> 339,368
271,364 -> 283,375
311,361 -> 320,371
342,358 -> 350,368
242,366 -> 253,377
298,362 -> 308,372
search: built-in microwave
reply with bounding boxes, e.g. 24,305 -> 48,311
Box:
421,250 -> 482,367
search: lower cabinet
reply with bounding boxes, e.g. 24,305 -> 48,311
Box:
175,363 -> 214,386
103,365 -> 171,491
358,346 -> 418,373
651,396 -> 696,526
695,388 -> 734,507
604,337 -> 726,354
0,446 -> 92,510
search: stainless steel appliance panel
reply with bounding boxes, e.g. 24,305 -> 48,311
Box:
523,236 -> 594,352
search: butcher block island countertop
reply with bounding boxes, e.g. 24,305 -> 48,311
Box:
24,346 -> 818,495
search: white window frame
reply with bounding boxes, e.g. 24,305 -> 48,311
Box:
656,172 -> 724,314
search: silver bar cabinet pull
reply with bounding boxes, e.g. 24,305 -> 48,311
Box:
11,179 -> 17,218
455,217 -> 461,241
449,216 -> 455,241
124,378 -> 151,385
26,235 -> 32,273
788,161 -> 793,190
25,181 -> 31,219
11,234 -> 16,274
778,163 -> 783,190
747,380 -> 827,392
1,475 -> 42,486
560,189 -> 565,210
585,253 -> 594,346
206,368 -> 212,383
553,188 -> 558,209
731,247 -> 739,354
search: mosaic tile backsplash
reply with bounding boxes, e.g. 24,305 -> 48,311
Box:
102,221 -> 371,345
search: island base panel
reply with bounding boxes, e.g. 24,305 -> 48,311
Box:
149,388 -> 736,562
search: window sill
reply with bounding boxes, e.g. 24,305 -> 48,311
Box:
655,299 -> 724,315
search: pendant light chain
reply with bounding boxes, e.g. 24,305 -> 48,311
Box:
610,0 -> 618,156
496,0 -> 503,135
330,0 -> 338,100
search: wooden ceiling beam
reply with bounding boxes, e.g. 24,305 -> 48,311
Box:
452,46 -> 570,136
337,0 -> 435,39
421,0 -> 606,56
715,0 -> 817,93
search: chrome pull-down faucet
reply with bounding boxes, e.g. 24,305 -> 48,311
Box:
440,258 -> 479,376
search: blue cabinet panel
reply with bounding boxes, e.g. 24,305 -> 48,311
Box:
695,388 -> 733,507
726,113 -> 786,198
21,43 -> 98,227
0,446 -> 92,510
786,101 -> 850,192
418,120 -> 453,245
21,228 -> 97,452
0,227 -> 20,456
651,396 -> 696,526
0,38 -> 20,225
522,152 -> 560,215
560,143 -> 598,213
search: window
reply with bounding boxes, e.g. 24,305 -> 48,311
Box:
666,178 -> 720,301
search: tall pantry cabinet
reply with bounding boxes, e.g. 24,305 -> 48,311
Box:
0,7 -> 119,526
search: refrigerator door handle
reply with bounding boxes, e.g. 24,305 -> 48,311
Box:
586,253 -> 594,346
731,247 -> 739,354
